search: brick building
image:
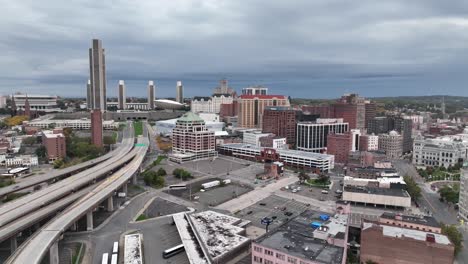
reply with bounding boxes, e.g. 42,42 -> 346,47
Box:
91,110 -> 103,147
262,106 -> 296,145
301,105 -> 334,118
238,94 -> 290,128
42,129 -> 66,161
327,132 -> 352,164
364,101 -> 376,129
360,220 -> 454,264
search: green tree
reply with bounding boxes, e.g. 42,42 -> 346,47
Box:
441,224 -> 463,255
438,184 -> 460,204
35,146 -> 47,159
404,175 -> 421,201
142,170 -> 165,188
53,159 -> 64,169
22,136 -> 37,145
298,171 -> 310,184
103,135 -> 116,145
156,168 -> 167,177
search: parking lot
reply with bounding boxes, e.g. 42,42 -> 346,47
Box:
234,195 -> 311,230
279,179 -> 343,202
164,178 -> 253,206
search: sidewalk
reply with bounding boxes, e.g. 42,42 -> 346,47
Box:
216,176 -> 298,213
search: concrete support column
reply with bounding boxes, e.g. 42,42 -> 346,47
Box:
49,241 -> 59,264
132,174 -> 137,184
86,211 -> 93,231
107,196 -> 114,212
70,222 -> 77,231
10,236 -> 17,254
123,183 -> 128,194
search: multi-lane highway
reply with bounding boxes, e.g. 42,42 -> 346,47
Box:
6,131 -> 149,264
0,122 -> 141,253
0,136 -> 124,197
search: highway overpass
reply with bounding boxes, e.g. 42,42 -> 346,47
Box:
6,130 -> 149,264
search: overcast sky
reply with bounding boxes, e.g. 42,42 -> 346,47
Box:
1,0 -> 468,98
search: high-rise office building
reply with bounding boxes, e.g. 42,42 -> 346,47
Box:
86,80 -> 91,108
238,94 -> 290,128
364,101 -> 377,129
296,119 -> 349,152
148,81 -> 155,110
88,39 -> 105,147
378,131 -> 403,159
262,106 -> 297,145
118,80 -> 126,110
170,112 -> 217,163
213,79 -> 236,96
327,132 -> 353,163
394,117 -> 413,153
242,86 -> 268,95
88,39 -> 107,110
176,81 -> 184,104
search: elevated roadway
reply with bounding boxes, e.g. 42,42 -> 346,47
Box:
0,127 -> 132,197
6,133 -> 149,264
0,123 -> 135,232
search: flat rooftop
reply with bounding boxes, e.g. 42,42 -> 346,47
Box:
363,221 -> 451,245
255,210 -> 346,264
221,143 -> 333,160
380,212 -> 440,228
344,186 -> 409,198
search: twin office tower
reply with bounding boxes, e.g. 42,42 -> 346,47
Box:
86,39 -> 184,111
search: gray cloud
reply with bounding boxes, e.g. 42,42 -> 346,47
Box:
0,0 -> 468,98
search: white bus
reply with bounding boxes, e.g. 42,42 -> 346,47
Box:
112,242 -> 119,254
101,253 -> 109,264
162,244 -> 185,259
111,254 -> 118,264
169,185 -> 187,190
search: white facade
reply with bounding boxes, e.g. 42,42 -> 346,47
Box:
296,120 -> 349,152
26,118 -> 118,130
367,134 -> 379,151
351,129 -> 362,152
0,96 -> 7,108
379,131 -> 403,159
0,154 -> 38,167
12,94 -> 59,111
413,135 -> 468,168
191,95 -> 233,114
460,165 -> 468,222
155,118 -> 225,137
272,137 -> 287,149
243,131 -> 271,146
219,143 -> 334,172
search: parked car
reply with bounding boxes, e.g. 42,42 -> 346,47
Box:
284,212 -> 293,216
335,190 -> 343,194
259,203 -> 267,206
246,211 -> 253,215
321,190 -> 329,194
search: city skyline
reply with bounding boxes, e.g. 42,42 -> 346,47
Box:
1,1 -> 468,98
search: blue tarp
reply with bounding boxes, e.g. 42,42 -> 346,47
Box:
319,214 -> 330,221
311,222 -> 322,228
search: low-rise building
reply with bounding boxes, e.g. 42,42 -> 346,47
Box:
379,212 -> 441,233
0,154 -> 39,167
413,134 -> 468,168
252,210 -> 349,264
243,131 -> 273,147
342,186 -> 411,208
259,135 -> 287,149
218,143 -> 334,172
26,118 -> 118,130
361,221 -> 454,264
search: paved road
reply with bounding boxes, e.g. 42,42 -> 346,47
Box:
393,160 -> 458,225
